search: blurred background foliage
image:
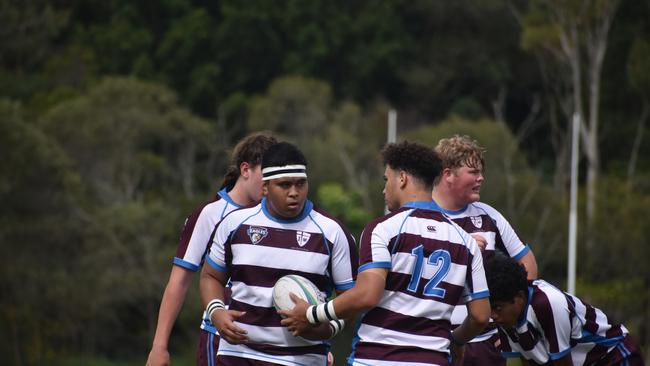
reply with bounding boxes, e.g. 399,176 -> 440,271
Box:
1,0 -> 649,365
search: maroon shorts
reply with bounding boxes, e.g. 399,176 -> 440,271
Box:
460,334 -> 506,366
196,329 -> 219,366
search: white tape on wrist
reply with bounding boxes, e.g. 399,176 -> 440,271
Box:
207,299 -> 225,320
306,305 -> 318,324
328,319 -> 345,338
306,300 -> 339,324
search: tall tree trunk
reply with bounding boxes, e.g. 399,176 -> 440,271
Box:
628,102 -> 649,183
582,0 -> 619,249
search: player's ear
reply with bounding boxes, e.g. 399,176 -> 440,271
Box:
262,181 -> 269,196
399,170 -> 408,189
442,167 -> 454,182
240,162 -> 251,178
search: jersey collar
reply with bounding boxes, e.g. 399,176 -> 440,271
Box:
402,200 -> 442,211
217,187 -> 242,208
261,197 -> 313,223
431,198 -> 468,215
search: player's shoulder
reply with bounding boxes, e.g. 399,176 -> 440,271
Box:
530,279 -> 567,308
197,196 -> 230,215
360,207 -> 416,238
469,201 -> 503,218
310,206 -> 352,236
219,202 -> 263,226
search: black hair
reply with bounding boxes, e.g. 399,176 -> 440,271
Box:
381,141 -> 441,189
220,133 -> 277,190
485,255 -> 529,305
262,142 -> 308,169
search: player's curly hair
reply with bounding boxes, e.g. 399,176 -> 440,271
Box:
485,255 -> 529,305
262,141 -> 308,169
381,141 -> 441,189
221,132 -> 278,190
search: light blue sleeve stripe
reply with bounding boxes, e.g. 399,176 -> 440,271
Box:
550,347 -> 571,360
173,257 -> 200,272
334,281 -> 356,290
359,261 -> 392,272
502,352 -> 521,358
206,256 -> 228,273
512,245 -> 530,261
467,290 -> 490,300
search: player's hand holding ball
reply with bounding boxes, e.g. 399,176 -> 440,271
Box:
273,275 -> 324,337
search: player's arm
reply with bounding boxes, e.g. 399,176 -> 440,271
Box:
448,296 -> 490,364
146,266 -> 193,366
451,297 -> 490,344
200,262 -> 249,344
327,267 -> 387,317
280,268 -> 387,333
518,250 -> 538,279
488,205 -> 539,279
287,288 -> 352,341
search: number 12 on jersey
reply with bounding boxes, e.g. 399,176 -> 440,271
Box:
407,245 -> 451,298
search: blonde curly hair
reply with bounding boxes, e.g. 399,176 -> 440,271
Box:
434,135 -> 485,171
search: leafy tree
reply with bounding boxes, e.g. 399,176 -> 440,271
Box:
0,77 -> 244,365
0,99 -> 80,365
247,75 -> 387,215
516,0 -> 622,235
317,183 -> 373,237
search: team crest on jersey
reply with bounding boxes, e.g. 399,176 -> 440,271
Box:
247,226 -> 268,244
296,231 -> 311,247
471,216 -> 483,228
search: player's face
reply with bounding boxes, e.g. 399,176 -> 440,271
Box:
383,166 -> 402,212
448,164 -> 483,205
490,291 -> 526,328
246,164 -> 264,203
263,177 -> 309,220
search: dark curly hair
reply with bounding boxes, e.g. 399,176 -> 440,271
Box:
485,255 -> 529,305
381,141 -> 441,189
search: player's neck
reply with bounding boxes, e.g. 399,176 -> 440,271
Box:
401,188 -> 435,207
227,183 -> 254,207
431,187 -> 465,211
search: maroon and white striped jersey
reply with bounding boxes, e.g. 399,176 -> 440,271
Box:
440,201 -> 531,342
499,279 -> 629,365
206,198 -> 359,366
349,201 -> 489,366
173,188 -> 241,334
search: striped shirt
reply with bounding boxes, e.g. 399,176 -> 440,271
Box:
206,198 -> 359,366
437,201 -> 530,342
173,188 -> 241,334
349,201 -> 489,366
499,279 -> 629,365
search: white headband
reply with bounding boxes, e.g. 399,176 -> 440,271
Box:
262,164 -> 307,181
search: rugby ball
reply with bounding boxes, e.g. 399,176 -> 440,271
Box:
272,274 -> 325,313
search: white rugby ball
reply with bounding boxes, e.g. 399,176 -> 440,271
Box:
272,274 -> 325,313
